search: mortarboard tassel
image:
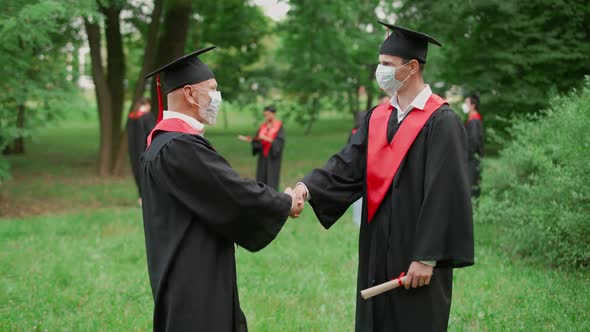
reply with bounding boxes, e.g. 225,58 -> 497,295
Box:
156,74 -> 164,123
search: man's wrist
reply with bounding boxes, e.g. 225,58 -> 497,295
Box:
295,182 -> 311,201
419,260 -> 437,267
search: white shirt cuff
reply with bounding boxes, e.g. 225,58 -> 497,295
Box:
420,260 -> 437,267
296,182 -> 311,201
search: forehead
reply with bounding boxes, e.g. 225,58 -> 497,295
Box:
379,54 -> 404,65
196,78 -> 217,89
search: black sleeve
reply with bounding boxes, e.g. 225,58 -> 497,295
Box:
156,135 -> 292,252
269,127 -> 285,159
411,110 -> 474,268
301,114 -> 369,229
251,130 -> 262,156
466,120 -> 481,157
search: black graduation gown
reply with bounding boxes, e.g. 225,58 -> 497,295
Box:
465,118 -> 484,198
251,127 -> 285,190
302,106 -> 474,332
127,112 -> 156,196
140,131 -> 292,332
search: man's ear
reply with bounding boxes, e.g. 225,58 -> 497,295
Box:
411,59 -> 420,75
183,85 -> 195,105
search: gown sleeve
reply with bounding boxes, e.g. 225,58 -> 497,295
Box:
251,129 -> 262,156
301,116 -> 369,229
269,127 -> 285,159
411,110 -> 475,268
155,135 -> 292,252
466,120 -> 482,157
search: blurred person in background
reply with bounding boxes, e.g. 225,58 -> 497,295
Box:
462,94 -> 484,199
127,97 -> 156,207
238,105 -> 285,190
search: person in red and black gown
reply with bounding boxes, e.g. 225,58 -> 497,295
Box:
291,22 -> 474,331
462,94 -> 484,198
126,97 -> 156,206
238,106 -> 285,190
141,47 -> 302,332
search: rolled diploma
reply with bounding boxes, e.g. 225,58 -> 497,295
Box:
360,276 -> 409,300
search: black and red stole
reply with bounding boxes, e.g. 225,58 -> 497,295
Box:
257,120 -> 283,157
467,111 -> 482,123
146,118 -> 202,148
128,109 -> 149,120
366,94 -> 447,222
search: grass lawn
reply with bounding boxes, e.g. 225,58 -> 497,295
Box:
1,107 -> 589,331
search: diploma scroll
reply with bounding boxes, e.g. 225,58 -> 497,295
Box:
360,275 -> 409,300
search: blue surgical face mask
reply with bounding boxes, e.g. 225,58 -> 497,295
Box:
375,62 -> 412,95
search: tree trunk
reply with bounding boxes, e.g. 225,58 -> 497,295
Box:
103,5 -> 126,171
85,18 -> 113,176
347,88 -> 355,115
150,0 -> 193,113
3,104 -> 26,155
12,104 -> 25,154
365,64 -> 377,111
113,0 -> 164,176
304,96 -> 320,136
222,105 -> 229,129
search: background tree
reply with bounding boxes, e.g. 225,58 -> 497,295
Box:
0,0 -> 83,180
278,0 -> 386,134
86,0 -> 270,175
395,0 -> 590,130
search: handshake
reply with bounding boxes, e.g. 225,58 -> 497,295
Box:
284,183 -> 308,218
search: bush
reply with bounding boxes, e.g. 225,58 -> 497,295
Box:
477,78 -> 590,269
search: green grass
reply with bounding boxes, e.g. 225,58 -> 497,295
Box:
1,107 -> 589,331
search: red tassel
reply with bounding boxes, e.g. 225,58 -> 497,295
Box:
156,74 -> 163,123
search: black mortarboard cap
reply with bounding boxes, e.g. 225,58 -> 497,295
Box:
145,46 -> 216,122
378,22 -> 442,64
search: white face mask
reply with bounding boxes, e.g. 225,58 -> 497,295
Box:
375,62 -> 412,95
194,88 -> 222,125
462,103 -> 470,114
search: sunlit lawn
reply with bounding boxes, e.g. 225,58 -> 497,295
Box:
1,108 -> 588,331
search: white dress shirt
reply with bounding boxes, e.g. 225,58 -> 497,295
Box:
390,84 -> 433,123
163,110 -> 205,135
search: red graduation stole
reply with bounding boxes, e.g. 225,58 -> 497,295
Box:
366,94 -> 447,223
146,118 -> 202,148
128,109 -> 149,120
467,111 -> 482,123
257,120 -> 283,157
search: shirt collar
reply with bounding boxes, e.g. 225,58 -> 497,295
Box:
390,84 -> 433,123
163,111 -> 205,134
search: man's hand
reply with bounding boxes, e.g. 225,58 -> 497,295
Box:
285,187 -> 304,218
293,183 -> 308,202
237,135 -> 252,142
404,261 -> 433,290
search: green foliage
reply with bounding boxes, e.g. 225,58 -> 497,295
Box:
189,0 -> 270,102
477,79 -> 590,269
278,0 -> 385,130
0,0 -> 89,178
396,0 -> 590,130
